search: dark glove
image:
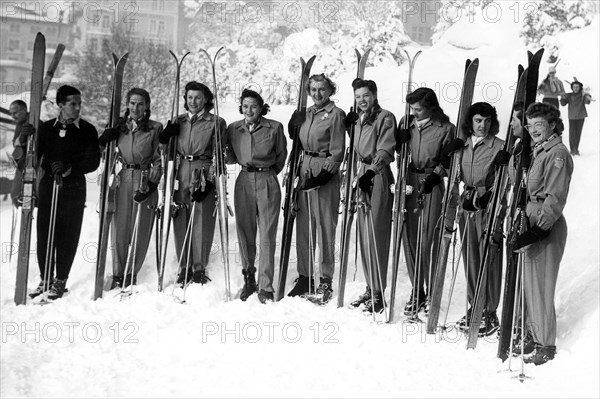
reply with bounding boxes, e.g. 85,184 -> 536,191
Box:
434,138 -> 464,168
513,225 -> 551,252
396,128 -> 411,144
462,188 -> 477,212
493,150 -> 511,166
492,225 -> 504,245
422,172 -> 442,194
99,127 -> 120,145
191,180 -> 215,202
344,111 -> 359,128
19,123 -> 35,144
159,121 -> 180,144
302,169 -> 334,191
287,110 -> 305,139
54,173 -> 63,188
358,169 -> 376,194
51,161 -> 65,176
441,138 -> 465,158
133,181 -> 158,203
476,190 -> 493,209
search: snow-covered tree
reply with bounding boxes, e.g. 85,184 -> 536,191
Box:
522,0 -> 597,60
75,25 -> 174,125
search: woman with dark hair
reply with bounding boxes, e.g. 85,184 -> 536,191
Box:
347,79 -> 396,313
512,102 -> 573,365
159,81 -> 227,286
225,89 -> 287,303
395,87 -> 455,315
287,73 -> 346,304
453,102 -> 505,336
99,88 -> 162,288
560,79 -> 592,156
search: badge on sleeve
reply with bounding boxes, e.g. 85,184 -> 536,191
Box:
384,116 -> 393,128
554,157 -> 565,169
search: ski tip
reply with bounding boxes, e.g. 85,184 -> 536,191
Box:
305,55 -> 317,70
355,48 -> 361,59
169,50 -> 177,58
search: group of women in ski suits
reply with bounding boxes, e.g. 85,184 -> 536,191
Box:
93,70 -> 571,366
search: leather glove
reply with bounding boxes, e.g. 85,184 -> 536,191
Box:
302,169 -> 334,191
54,173 -> 63,188
191,180 -> 215,202
99,127 -> 120,145
476,190 -> 493,209
396,128 -> 411,144
462,188 -> 478,212
159,121 -> 180,144
441,138 -> 465,158
358,169 -> 376,194
19,123 -> 35,144
435,138 -> 464,168
493,150 -> 511,166
51,161 -> 65,176
422,172 -> 441,194
287,110 -> 305,139
513,225 -> 550,252
344,111 -> 359,128
133,181 -> 158,203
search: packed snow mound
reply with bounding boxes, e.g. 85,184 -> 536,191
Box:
435,2 -> 524,51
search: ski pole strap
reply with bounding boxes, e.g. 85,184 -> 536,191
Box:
303,150 -> 331,158
408,165 -> 434,174
242,166 -> 272,172
177,153 -> 210,161
528,195 -> 546,203
122,163 -> 150,170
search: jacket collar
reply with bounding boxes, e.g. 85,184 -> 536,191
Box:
309,100 -> 335,114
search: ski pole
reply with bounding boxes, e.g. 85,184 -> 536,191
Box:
40,177 -> 60,304
440,215 -> 469,331
120,170 -> 148,300
407,192 -> 425,324
366,193 -> 388,322
306,178 -> 315,296
358,192 -> 377,322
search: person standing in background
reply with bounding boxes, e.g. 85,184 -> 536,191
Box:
537,66 -> 565,108
560,79 -> 592,156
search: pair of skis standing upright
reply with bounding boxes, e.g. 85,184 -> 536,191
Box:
14,32 -> 65,305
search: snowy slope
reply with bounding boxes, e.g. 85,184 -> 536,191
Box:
1,6 -> 599,399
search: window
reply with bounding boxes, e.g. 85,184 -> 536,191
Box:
150,20 -> 157,34
9,39 -> 20,51
158,21 -> 165,35
102,15 -> 110,29
90,38 -> 98,52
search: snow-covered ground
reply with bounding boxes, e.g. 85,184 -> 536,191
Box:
1,5 -> 599,398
